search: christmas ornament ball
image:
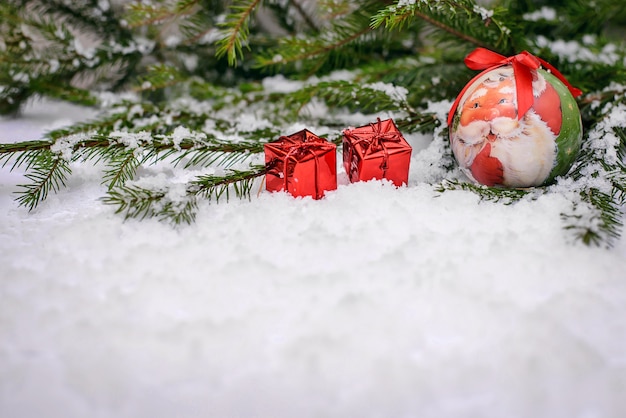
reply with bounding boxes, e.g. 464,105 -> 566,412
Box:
448,65 -> 582,188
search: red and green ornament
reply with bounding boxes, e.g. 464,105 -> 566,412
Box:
448,48 -> 583,188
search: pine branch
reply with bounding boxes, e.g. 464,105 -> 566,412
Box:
14,150 -> 71,211
124,0 -> 200,28
255,0 -> 386,75
103,165 -> 267,223
178,7 -> 219,45
559,96 -> 626,247
562,188 -> 624,247
1,107 -> 270,209
289,0 -> 321,33
133,64 -> 186,92
44,108 -> 144,141
356,53 -> 469,95
437,179 -> 532,205
371,0 -> 514,54
175,139 -> 264,168
102,184 -> 191,222
102,148 -> 141,190
282,79 -> 414,118
0,1 -> 142,113
260,26 -> 373,67
21,0 -> 130,40
0,140 -> 54,158
216,0 -> 263,66
191,165 -> 267,202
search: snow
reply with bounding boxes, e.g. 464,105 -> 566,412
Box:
523,6 -> 557,22
473,5 -> 494,21
535,36 -> 621,66
365,81 -> 409,104
1,99 -> 626,418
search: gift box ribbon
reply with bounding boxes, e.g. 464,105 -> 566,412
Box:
271,135 -> 330,198
447,47 -> 583,126
344,118 -> 402,174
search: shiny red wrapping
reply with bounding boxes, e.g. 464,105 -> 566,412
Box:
342,118 -> 412,186
264,129 -> 337,199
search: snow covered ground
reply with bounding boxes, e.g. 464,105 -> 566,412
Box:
1,100 -> 626,417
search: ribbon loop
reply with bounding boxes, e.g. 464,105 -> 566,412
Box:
343,118 -> 402,175
448,47 -> 582,126
345,118 -> 402,151
276,132 -> 329,199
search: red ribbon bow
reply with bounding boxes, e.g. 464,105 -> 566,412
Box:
344,118 -> 402,173
447,47 -> 582,126
345,118 -> 402,151
276,133 -> 330,199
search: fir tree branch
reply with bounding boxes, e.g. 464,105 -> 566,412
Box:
256,26 -> 373,72
271,26 -> 372,67
413,9 -> 491,50
562,188 -> 624,247
102,148 -> 141,190
216,0 -> 263,66
371,0 -> 512,54
15,150 -> 71,211
0,1 -> 142,113
0,140 -> 54,156
1,118 -> 269,209
282,80 -> 413,118
124,1 -> 199,28
23,0 -> 130,40
557,93 -> 626,247
255,0 -> 386,74
436,179 -> 532,205
191,165 -> 267,202
133,64 -> 186,92
288,0 -> 320,33
103,165 -> 267,223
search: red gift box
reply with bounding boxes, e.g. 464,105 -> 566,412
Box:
264,129 -> 337,199
342,118 -> 412,186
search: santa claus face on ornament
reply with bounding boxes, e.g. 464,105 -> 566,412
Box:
449,66 -> 563,188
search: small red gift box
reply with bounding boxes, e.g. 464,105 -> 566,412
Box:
342,118 -> 412,186
264,129 -> 337,199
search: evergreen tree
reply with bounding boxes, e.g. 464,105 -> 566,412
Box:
1,0 -> 625,247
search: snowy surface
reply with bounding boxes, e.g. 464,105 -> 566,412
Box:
1,100 -> 626,418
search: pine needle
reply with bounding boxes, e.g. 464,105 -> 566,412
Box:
216,0 -> 262,66
15,151 -> 71,211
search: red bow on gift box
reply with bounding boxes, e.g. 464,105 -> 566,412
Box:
447,47 -> 583,126
264,130 -> 337,199
278,137 -> 327,196
342,118 -> 412,186
344,118 -> 403,172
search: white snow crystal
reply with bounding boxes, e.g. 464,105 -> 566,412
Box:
98,0 -> 110,11
473,5 -> 494,20
50,132 -> 90,160
108,130 -> 152,148
168,125 -> 206,149
261,74 -> 305,93
12,72 -> 29,83
535,35 -> 620,65
365,81 -> 409,103
164,35 -> 181,47
523,6 -> 557,21
73,37 -> 96,60
48,59 -> 60,73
